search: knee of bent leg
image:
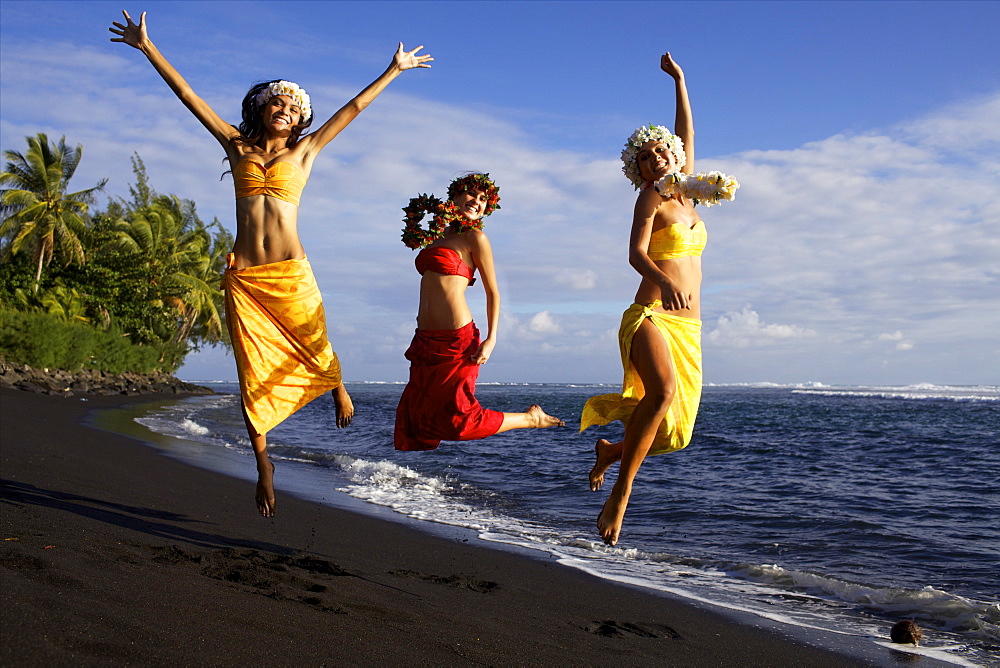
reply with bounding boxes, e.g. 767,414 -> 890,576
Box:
644,379 -> 676,414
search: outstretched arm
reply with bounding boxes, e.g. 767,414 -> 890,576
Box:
109,11 -> 238,150
661,52 -> 694,174
298,43 -> 432,161
468,231 -> 500,365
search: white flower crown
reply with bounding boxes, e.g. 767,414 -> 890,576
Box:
621,124 -> 687,189
255,80 -> 312,123
654,171 -> 740,207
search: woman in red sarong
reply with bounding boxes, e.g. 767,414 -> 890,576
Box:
394,174 -> 564,451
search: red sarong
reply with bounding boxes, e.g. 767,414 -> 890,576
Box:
394,322 -> 504,451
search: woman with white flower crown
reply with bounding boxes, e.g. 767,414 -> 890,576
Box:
580,51 -> 738,546
109,10 -> 432,518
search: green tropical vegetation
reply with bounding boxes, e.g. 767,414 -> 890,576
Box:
1,133 -> 232,374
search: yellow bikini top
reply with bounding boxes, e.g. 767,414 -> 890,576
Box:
647,220 -> 707,260
233,159 -> 305,206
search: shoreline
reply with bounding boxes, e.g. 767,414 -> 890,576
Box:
2,388 -> 891,665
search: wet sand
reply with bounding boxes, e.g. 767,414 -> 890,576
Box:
1,388 -> 866,665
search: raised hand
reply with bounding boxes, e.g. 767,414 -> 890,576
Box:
660,51 -> 684,80
393,43 -> 434,71
109,9 -> 148,50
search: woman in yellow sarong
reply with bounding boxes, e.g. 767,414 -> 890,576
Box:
580,52 -> 707,546
110,10 -> 431,517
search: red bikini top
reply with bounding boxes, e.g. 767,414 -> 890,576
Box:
415,247 -> 476,285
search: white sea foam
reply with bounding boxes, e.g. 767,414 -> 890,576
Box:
871,641 -> 981,668
179,418 -> 209,436
330,453 -> 997,665
791,387 -> 1000,402
708,382 -> 1000,402
337,456 -> 525,533
708,381 -> 832,389
134,395 -> 246,454
735,564 -> 999,636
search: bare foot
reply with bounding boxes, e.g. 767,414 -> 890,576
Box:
333,385 -> 354,428
590,439 -> 623,491
256,460 -> 276,518
526,404 -> 565,428
597,488 -> 630,546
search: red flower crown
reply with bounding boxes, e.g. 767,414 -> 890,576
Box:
401,174 -> 501,249
447,173 -> 500,216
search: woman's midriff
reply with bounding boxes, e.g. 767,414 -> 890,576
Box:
634,255 -> 702,319
230,196 -> 304,269
416,274 -> 473,331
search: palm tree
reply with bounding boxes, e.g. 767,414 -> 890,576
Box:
0,133 -> 106,291
112,194 -> 229,347
170,218 -> 231,347
37,284 -> 90,323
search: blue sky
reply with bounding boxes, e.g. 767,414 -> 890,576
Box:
2,1 -> 998,385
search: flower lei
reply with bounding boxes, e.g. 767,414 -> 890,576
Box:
654,171 -> 740,207
401,173 -> 501,249
255,80 -> 312,122
621,124 -> 687,189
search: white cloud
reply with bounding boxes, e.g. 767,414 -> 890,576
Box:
874,331 -> 915,352
900,92 -> 1000,155
553,268 -> 598,290
528,311 -> 561,334
708,306 -> 817,348
699,91 -> 1000,382
503,310 -> 561,341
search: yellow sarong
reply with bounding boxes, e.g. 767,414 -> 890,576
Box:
223,255 -> 342,436
580,302 -> 702,456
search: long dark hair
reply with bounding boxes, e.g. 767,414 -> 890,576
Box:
233,80 -> 314,148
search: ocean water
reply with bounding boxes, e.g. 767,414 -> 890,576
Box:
116,382 -> 998,665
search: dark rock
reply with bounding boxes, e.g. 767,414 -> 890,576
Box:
15,380 -> 48,393
1,369 -> 23,386
0,359 -> 213,398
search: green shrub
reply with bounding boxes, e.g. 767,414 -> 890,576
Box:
0,310 -> 184,374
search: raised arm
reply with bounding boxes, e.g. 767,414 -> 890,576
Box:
297,43 -> 432,162
468,230 -> 501,365
109,11 -> 238,151
661,52 -> 694,174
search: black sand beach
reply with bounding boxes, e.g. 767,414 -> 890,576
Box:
1,387 -> 870,665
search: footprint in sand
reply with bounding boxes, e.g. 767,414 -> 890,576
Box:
389,568 -> 499,594
147,545 -> 351,612
586,620 -> 681,639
